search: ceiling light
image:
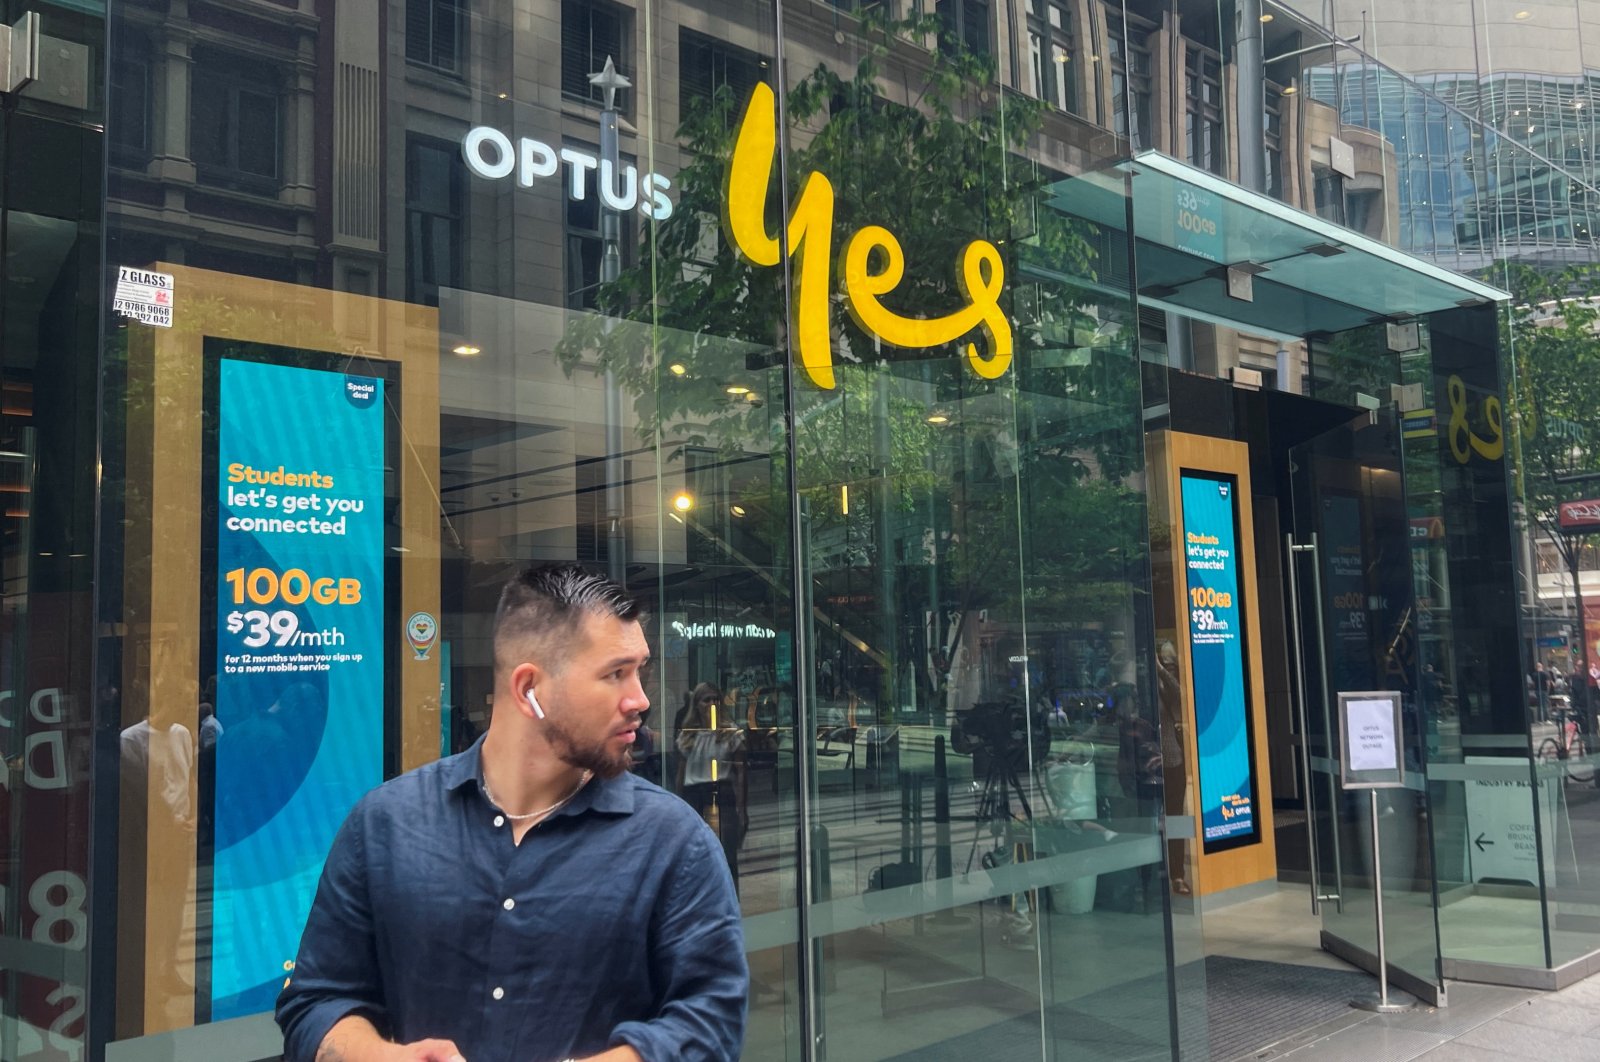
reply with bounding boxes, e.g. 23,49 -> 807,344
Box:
1282,83 -> 1297,95
498,93 -> 509,100
1054,53 -> 1068,63
927,413 -> 950,424
1260,12 -> 1274,22
668,363 -> 687,375
730,505 -> 747,517
1515,10 -> 1531,19
672,491 -> 695,512
725,385 -> 750,395
452,344 -> 482,356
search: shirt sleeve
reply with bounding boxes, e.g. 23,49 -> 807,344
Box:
609,823 -> 749,1062
275,798 -> 389,1062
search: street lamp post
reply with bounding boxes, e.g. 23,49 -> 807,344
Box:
591,56 -> 630,586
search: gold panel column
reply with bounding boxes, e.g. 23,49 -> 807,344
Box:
1147,430 -> 1278,899
117,266 -> 442,1035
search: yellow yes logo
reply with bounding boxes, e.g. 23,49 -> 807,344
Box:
1446,374 -> 1504,464
724,82 -> 1013,391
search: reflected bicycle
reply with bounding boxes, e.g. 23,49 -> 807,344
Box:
1537,706 -> 1596,786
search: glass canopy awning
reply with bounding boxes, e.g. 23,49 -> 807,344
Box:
1047,151 -> 1509,340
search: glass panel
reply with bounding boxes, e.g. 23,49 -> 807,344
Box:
0,6 -> 107,1059
1289,407 -> 1445,1001
778,6 -> 1171,1060
102,1 -> 802,1058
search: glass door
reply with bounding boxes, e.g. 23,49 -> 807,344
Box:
1287,408 -> 1446,1006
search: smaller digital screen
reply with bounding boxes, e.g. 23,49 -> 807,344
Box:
1180,471 -> 1259,853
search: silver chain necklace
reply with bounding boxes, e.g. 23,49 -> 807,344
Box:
483,770 -> 592,823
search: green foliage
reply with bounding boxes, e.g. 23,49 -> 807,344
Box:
556,12 -> 1150,670
1502,263 -> 1600,538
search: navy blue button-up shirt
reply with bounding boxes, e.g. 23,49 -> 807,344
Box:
276,738 -> 748,1062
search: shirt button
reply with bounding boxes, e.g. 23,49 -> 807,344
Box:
493,986 -> 505,1001
503,897 -> 516,911
493,815 -> 505,828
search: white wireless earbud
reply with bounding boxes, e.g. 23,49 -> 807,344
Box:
526,688 -> 546,720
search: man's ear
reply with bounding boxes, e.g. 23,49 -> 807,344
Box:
510,661 -> 546,720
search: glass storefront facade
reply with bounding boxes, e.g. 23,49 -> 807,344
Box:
2,0 -> 1598,1060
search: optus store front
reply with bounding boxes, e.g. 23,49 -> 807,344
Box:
0,0 -> 1543,1060
86,3 -> 1175,1057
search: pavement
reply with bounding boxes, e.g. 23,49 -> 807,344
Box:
1244,976 -> 1600,1061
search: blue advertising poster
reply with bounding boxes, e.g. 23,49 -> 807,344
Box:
213,359 -> 385,1018
1180,472 -> 1258,850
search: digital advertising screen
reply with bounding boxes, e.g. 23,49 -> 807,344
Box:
209,357 -> 387,1018
1180,471 -> 1260,853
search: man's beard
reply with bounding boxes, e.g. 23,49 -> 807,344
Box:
544,713 -> 631,780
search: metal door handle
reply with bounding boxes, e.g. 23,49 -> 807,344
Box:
1305,531 -> 1345,912
1286,534 -> 1322,914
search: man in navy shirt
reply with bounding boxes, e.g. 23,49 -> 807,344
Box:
277,565 -> 748,1062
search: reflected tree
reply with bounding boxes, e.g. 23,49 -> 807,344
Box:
559,12 -> 1145,715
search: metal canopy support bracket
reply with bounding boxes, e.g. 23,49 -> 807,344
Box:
0,12 -> 40,96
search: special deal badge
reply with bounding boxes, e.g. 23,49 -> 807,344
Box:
406,611 -> 439,660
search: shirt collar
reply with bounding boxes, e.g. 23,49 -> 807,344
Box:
442,734 -> 637,816
442,735 -> 486,793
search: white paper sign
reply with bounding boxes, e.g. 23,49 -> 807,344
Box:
1347,697 -> 1398,773
112,266 -> 174,327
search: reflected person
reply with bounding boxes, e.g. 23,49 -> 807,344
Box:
676,682 -> 748,890
1154,639 -> 1191,896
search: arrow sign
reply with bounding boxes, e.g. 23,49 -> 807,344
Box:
1474,833 -> 1494,852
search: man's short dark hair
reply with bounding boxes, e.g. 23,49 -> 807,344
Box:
493,564 -> 643,676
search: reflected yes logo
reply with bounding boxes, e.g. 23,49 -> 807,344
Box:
723,83 -> 1012,391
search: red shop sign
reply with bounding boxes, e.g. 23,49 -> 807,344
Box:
1558,498 -> 1600,532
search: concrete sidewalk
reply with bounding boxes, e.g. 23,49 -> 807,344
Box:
1245,976 -> 1600,1061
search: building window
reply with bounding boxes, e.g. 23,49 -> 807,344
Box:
1186,47 -> 1224,175
1314,165 -> 1346,225
1026,0 -> 1077,115
562,0 -> 629,111
109,37 -> 152,164
191,53 -> 281,193
406,0 -> 466,75
564,143 -> 635,310
937,0 -> 990,60
1107,10 -> 1152,148
1265,86 -> 1285,199
406,137 -> 463,307
680,29 -> 767,119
